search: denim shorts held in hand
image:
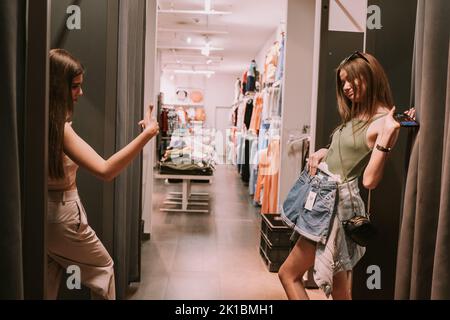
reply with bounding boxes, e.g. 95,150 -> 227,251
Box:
281,168 -> 338,245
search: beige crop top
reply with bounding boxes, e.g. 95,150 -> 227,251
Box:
48,155 -> 79,191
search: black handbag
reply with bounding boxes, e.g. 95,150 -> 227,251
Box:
337,126 -> 376,247
342,214 -> 376,247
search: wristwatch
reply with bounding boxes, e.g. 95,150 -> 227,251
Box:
376,144 -> 392,153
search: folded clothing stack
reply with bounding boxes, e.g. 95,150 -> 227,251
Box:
159,161 -> 214,176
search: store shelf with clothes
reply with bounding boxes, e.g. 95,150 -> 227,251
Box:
158,105 -> 179,160
253,118 -> 281,214
233,92 -> 256,183
157,103 -> 208,160
159,125 -> 218,176
228,90 -> 284,211
227,28 -> 286,212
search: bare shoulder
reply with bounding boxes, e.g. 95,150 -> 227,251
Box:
64,122 -> 77,138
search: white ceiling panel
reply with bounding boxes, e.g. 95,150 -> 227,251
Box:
157,0 -> 286,74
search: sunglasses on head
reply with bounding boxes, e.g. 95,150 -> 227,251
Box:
340,51 -> 370,66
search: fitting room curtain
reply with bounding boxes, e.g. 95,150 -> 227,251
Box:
0,0 -> 26,299
395,0 -> 450,299
114,0 -> 146,299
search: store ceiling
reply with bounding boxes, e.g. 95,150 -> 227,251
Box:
157,0 -> 286,75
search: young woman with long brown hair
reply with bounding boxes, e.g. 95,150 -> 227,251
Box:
47,49 -> 159,299
279,52 -> 415,300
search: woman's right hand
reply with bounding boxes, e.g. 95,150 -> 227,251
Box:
139,105 -> 159,137
308,148 -> 328,176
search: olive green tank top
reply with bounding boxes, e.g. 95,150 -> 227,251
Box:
324,113 -> 388,181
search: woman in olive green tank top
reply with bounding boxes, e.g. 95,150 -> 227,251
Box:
279,52 -> 416,300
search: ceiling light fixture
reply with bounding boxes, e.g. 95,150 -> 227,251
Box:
173,70 -> 215,75
201,36 -> 211,57
201,43 -> 211,57
186,37 -> 192,44
204,0 -> 212,12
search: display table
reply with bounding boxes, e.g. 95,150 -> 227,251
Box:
154,173 -> 213,213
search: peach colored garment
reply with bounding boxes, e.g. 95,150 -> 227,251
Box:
47,190 -> 116,300
254,139 -> 280,214
195,108 -> 206,121
254,149 -> 268,204
48,155 -> 79,191
249,95 -> 263,134
48,155 -> 114,299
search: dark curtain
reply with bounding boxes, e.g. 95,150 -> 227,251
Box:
114,0 -> 146,299
0,0 -> 26,300
395,0 -> 450,300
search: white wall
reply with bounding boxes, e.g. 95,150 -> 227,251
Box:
159,72 -> 236,129
255,25 -> 285,77
142,0 -> 158,236
278,0 -> 318,208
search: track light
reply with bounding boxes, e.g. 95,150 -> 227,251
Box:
205,0 -> 211,12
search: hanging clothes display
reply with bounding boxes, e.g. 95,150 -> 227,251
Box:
248,134 -> 259,196
275,33 -> 285,82
249,93 -> 264,134
160,108 -> 169,135
234,78 -> 242,103
246,60 -> 258,92
264,41 -> 280,85
242,71 -> 248,95
244,98 -> 254,130
228,28 -> 285,213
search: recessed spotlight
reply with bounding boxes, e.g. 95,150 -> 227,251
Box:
186,37 -> 192,44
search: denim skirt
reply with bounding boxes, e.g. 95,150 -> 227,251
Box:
281,168 -> 338,245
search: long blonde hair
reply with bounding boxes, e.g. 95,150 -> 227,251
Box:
336,52 -> 394,129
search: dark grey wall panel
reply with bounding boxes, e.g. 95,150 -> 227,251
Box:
51,0 -> 111,241
352,0 -> 417,300
315,31 -> 364,149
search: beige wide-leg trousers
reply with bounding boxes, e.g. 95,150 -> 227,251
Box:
47,190 -> 115,300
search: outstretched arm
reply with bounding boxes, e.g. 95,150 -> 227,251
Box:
363,107 -> 415,189
63,109 -> 159,182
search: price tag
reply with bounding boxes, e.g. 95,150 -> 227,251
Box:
304,191 -> 317,211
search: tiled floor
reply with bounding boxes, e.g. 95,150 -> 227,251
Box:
127,165 -> 326,300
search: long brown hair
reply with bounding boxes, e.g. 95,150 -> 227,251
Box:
336,52 -> 394,130
48,49 -> 83,179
